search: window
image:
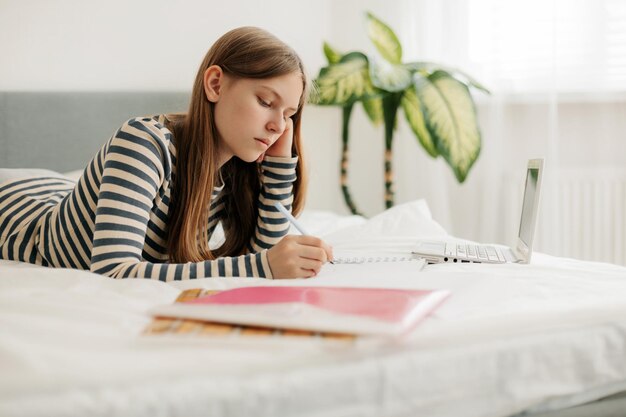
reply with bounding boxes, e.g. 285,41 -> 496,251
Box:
461,0 -> 626,93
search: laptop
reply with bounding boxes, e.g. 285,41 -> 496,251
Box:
412,158 -> 544,264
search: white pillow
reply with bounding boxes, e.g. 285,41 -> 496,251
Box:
298,210 -> 366,237
323,199 -> 448,246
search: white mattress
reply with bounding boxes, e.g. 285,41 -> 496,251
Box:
1,199 -> 626,417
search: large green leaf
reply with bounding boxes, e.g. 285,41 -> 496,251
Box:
401,88 -> 438,157
366,12 -> 402,65
312,52 -> 379,106
369,59 -> 412,92
405,62 -> 491,94
362,97 -> 383,126
323,41 -> 342,64
414,71 -> 481,182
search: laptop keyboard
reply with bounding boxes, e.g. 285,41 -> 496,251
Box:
446,243 -> 504,262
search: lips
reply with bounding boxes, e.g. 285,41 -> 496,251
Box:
255,138 -> 271,147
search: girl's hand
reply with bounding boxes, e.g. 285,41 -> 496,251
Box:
267,235 -> 334,279
258,117 -> 293,162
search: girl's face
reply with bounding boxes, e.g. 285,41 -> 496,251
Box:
208,69 -> 303,165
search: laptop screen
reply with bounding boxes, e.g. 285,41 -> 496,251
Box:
518,167 -> 539,246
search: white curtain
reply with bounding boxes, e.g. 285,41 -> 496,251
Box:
389,0 -> 626,264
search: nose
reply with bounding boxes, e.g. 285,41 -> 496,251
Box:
266,114 -> 286,134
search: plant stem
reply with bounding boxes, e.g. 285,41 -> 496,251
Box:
340,104 -> 363,216
382,92 -> 403,209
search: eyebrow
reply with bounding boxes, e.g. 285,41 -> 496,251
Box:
259,85 -> 298,113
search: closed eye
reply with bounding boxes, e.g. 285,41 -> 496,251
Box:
257,97 -> 271,108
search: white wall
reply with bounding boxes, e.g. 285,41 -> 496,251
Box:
0,0 -> 330,91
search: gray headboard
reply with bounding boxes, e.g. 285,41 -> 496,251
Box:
0,92 -> 190,172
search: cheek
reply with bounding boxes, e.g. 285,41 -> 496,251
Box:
238,102 -> 263,124
214,98 -> 264,144
236,95 -> 266,119
212,105 -> 227,135
213,104 -> 237,146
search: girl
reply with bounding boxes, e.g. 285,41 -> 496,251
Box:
0,26 -> 333,280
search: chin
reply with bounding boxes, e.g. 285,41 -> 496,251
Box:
238,153 -> 262,163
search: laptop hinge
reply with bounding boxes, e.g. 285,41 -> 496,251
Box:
504,247 -> 521,263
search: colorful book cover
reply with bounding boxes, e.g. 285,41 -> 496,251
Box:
148,286 -> 449,337
144,288 -> 356,341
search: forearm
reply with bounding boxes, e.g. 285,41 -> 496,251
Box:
249,155 -> 298,252
91,251 -> 273,280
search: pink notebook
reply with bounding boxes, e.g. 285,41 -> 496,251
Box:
150,286 -> 450,337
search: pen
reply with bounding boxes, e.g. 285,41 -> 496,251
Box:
274,201 -> 309,235
273,201 -> 335,264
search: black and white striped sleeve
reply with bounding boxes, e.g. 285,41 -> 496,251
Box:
249,155 -> 298,253
90,118 -> 272,281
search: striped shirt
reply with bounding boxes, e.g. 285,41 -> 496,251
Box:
0,115 -> 297,280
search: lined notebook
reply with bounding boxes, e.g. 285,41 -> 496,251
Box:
333,254 -> 424,264
148,286 -> 449,337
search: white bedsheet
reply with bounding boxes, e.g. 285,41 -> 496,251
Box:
1,199 -> 626,417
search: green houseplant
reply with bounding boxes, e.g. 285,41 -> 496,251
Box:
311,11 -> 490,215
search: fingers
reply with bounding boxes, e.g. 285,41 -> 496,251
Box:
300,268 -> 318,279
294,237 -> 332,277
298,245 -> 327,262
267,235 -> 334,279
293,236 -> 333,262
298,256 -> 325,272
266,118 -> 294,158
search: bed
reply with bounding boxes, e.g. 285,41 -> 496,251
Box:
1,196 -> 626,417
1,92 -> 626,417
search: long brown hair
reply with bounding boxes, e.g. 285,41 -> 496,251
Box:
166,27 -> 308,263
